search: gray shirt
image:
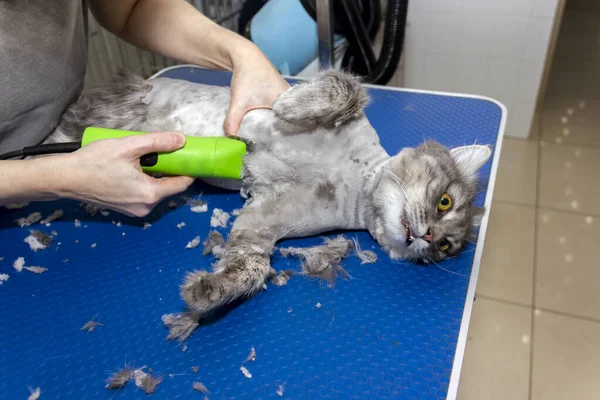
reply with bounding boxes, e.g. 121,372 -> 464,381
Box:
0,0 -> 89,153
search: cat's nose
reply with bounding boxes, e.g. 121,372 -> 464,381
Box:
422,227 -> 433,243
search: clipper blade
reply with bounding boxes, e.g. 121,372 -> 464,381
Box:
229,136 -> 256,152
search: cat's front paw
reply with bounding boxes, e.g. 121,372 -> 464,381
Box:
180,270 -> 225,314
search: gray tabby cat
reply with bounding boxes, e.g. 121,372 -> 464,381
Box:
44,69 -> 491,316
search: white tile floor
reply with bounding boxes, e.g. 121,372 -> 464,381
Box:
458,3 -> 600,399
477,203 -> 536,305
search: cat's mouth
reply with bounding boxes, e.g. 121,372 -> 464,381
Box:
401,216 -> 415,246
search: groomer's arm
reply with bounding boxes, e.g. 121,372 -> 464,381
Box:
0,133 -> 194,216
0,159 -> 62,204
89,0 -> 244,71
89,0 -> 289,135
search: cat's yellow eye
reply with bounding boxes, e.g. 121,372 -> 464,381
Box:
439,239 -> 450,252
437,192 -> 452,211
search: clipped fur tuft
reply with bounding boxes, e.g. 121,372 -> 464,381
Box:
134,368 -> 163,394
272,69 -> 369,129
161,312 -> 200,344
192,381 -> 210,395
351,238 -> 378,264
270,269 -> 294,286
105,367 -> 135,389
202,230 -> 226,256
279,235 -> 353,282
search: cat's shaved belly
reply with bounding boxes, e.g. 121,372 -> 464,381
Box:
146,78 -> 387,220
145,78 -> 231,137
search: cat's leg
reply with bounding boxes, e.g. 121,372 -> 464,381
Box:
180,183 -> 349,315
271,69 -> 369,129
180,201 -> 285,315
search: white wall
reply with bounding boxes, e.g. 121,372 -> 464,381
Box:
401,0 -> 559,139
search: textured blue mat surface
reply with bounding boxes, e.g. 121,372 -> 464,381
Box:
0,68 -> 503,400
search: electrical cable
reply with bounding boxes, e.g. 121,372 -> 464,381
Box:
0,142 -> 81,160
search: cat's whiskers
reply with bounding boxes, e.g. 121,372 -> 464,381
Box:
388,258 -> 418,275
398,177 -> 417,204
427,257 -> 468,277
383,168 -> 418,209
455,248 -> 476,255
383,168 -> 413,202
398,164 -> 413,179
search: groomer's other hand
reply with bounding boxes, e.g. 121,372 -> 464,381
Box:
223,43 -> 290,136
60,132 -> 194,217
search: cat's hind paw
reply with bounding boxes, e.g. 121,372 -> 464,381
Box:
180,252 -> 271,315
272,69 -> 369,129
180,270 -> 226,314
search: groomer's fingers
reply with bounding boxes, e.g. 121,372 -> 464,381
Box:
151,175 -> 195,200
223,105 -> 244,137
120,132 -> 187,159
224,105 -> 273,136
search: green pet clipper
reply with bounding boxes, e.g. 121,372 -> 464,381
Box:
81,127 -> 252,179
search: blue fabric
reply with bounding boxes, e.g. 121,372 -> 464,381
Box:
0,68 -> 503,399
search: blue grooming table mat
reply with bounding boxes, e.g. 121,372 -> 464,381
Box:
0,67 -> 505,400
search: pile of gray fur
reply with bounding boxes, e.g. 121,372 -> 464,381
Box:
163,234 -> 376,343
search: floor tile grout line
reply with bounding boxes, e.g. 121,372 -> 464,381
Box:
538,138 -> 600,150
533,306 -> 600,325
492,199 -> 537,209
535,205 -> 599,219
528,106 -> 545,400
475,294 -> 533,310
493,198 -> 600,219
476,294 -> 600,325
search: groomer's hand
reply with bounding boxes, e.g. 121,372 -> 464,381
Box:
59,132 -> 194,217
223,43 -> 290,136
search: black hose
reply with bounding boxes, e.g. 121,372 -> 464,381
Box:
299,0 -> 342,34
365,0 -> 409,85
341,0 -> 380,71
237,0 -> 270,36
299,0 -> 380,75
0,142 -> 81,160
336,0 -> 377,75
299,0 -> 380,39
364,0 -> 382,40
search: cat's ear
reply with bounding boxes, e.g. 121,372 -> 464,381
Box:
471,206 -> 485,227
272,69 -> 369,129
450,145 -> 492,178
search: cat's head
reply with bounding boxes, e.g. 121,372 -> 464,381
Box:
372,140 -> 491,263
